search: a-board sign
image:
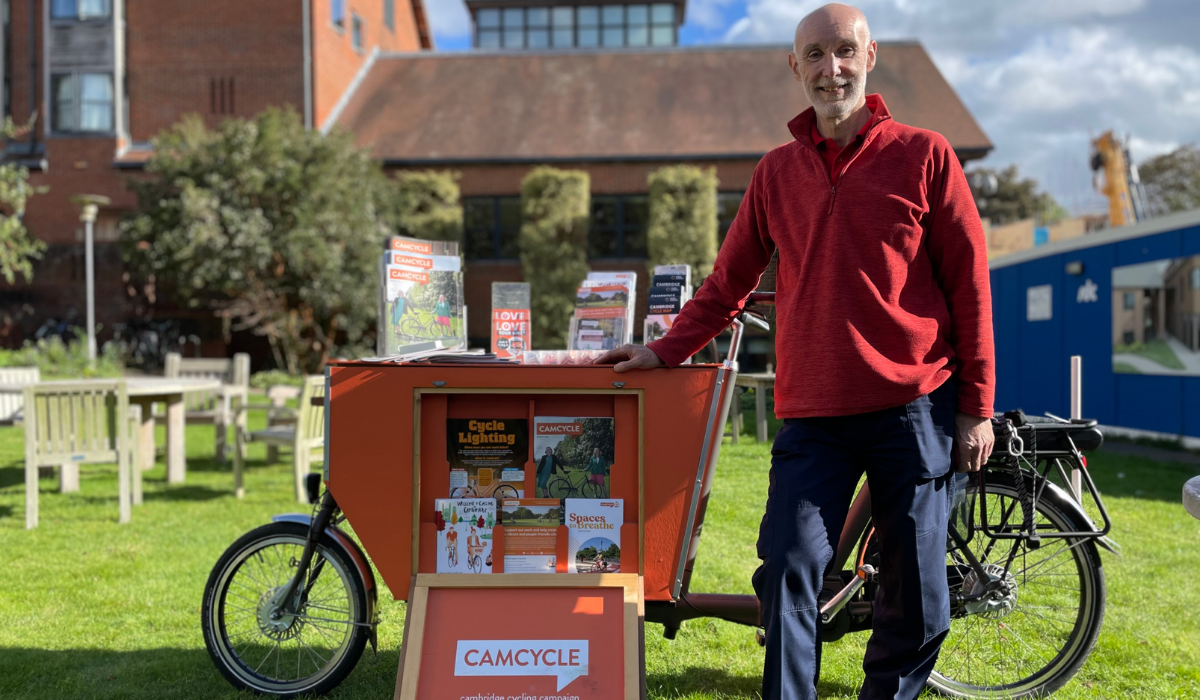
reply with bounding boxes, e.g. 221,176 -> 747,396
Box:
395,574 -> 643,700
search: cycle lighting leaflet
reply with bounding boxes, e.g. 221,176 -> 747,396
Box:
435,499 -> 495,574
565,499 -> 623,573
447,419 -> 529,498
533,416 -> 615,499
500,498 -> 561,573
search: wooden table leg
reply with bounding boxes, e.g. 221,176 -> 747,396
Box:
166,393 -> 186,484
133,398 -> 156,472
755,380 -> 768,443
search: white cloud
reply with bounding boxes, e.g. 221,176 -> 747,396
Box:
424,0 -> 471,39
687,0 -> 745,31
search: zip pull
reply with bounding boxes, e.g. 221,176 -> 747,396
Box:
828,185 -> 837,214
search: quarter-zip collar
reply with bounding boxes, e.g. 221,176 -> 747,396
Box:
788,93 -> 892,152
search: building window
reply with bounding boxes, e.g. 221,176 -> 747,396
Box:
352,13 -> 365,52
210,77 -> 236,115
51,73 -> 112,132
577,6 -> 599,47
552,7 -> 574,47
477,8 -> 501,48
527,7 -> 550,49
1123,330 -> 1135,345
502,7 -> 524,48
51,0 -> 110,20
590,195 -> 648,258
1123,291 -> 1135,310
464,197 -> 522,260
331,0 -> 345,31
717,191 -> 744,244
650,3 -> 675,46
601,5 -> 624,47
1191,268 -> 1200,290
384,0 -> 395,32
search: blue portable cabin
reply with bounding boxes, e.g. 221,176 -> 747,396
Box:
989,208 -> 1200,439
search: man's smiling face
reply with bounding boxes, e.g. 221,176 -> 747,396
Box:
789,5 -> 876,121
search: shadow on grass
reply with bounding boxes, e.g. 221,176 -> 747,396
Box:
1083,451 -> 1198,503
648,666 -> 859,698
143,485 -> 228,502
0,464 -> 23,490
0,647 -> 402,700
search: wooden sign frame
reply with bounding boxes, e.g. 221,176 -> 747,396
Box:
395,573 -> 645,700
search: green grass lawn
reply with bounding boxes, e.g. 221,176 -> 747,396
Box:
1114,340 -> 1186,370
1,413 -> 1199,699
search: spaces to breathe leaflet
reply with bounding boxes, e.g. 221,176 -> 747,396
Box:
435,498 -> 495,574
566,498 -> 623,574
500,498 -> 561,574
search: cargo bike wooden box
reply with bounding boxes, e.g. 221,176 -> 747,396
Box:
200,312 -> 1115,699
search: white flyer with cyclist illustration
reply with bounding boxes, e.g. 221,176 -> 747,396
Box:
565,498 -> 622,573
435,498 -> 496,574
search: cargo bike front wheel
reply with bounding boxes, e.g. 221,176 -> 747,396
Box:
201,521 -> 371,698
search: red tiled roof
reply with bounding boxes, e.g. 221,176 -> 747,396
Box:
334,42 -> 991,163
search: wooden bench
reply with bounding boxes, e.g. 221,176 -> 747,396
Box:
728,372 -> 775,443
23,380 -> 141,529
164,352 -> 250,462
233,375 -> 324,503
0,367 -> 39,423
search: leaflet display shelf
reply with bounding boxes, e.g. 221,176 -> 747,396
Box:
325,362 -> 734,602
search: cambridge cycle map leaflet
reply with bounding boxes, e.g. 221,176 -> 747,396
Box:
491,282 -> 531,360
565,498 -> 622,573
378,236 -> 465,357
447,419 -> 529,499
435,499 -> 496,574
644,264 -> 692,345
500,498 -> 561,574
533,416 -> 615,498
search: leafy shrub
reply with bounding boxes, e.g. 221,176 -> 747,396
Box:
250,369 -> 305,390
385,171 -> 463,243
0,334 -> 124,379
647,165 -> 719,282
519,167 -> 591,349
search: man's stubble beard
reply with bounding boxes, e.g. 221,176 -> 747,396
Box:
805,71 -> 866,121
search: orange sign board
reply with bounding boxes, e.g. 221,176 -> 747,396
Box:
396,574 -> 643,700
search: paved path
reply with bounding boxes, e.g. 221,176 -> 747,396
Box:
1112,353 -> 1193,375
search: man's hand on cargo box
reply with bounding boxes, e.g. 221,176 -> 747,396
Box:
596,344 -> 663,373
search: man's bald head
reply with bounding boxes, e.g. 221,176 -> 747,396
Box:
788,2 -> 876,124
794,3 -> 871,54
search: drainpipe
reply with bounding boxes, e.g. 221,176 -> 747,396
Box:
29,0 -> 37,144
302,0 -> 312,130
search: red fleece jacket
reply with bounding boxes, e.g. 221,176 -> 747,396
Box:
647,95 -> 995,418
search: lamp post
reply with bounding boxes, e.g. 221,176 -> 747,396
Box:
70,194 -> 112,363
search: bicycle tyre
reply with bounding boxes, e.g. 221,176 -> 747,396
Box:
579,477 -> 601,499
201,522 -> 370,698
449,486 -> 475,498
546,477 -> 573,499
927,473 -> 1106,699
493,484 -> 519,500
399,316 -> 425,338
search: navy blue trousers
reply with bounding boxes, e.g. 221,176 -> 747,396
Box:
752,380 -> 957,700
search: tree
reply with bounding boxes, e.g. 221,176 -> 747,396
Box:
647,165 -> 719,283
1139,144 -> 1200,215
385,170 -> 463,243
121,108 -> 395,373
966,165 -> 1068,226
519,167 -> 590,349
0,117 -> 45,285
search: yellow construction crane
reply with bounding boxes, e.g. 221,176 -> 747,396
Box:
1090,131 -> 1146,228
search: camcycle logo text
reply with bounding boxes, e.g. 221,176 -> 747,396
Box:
454,640 -> 588,691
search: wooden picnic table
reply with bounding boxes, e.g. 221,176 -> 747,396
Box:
3,377 -> 222,484
728,372 -> 775,444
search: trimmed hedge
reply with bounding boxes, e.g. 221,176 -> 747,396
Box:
519,167 -> 591,349
387,170 -> 463,243
647,165 -> 719,282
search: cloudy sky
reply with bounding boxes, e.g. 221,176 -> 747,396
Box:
425,0 -> 1200,215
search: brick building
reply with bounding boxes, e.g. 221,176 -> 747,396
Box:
0,0 -> 431,347
2,0 -> 992,365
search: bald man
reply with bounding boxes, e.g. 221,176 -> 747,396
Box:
598,4 -> 995,699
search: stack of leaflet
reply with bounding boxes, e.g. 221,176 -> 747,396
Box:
568,271 -> 637,351
643,264 -> 692,344
378,236 -> 466,357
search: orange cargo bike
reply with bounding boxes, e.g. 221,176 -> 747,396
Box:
200,293 -> 1115,699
